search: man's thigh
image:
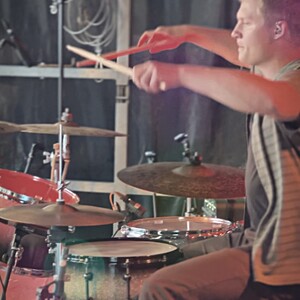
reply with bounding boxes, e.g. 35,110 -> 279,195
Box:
182,232 -> 246,258
140,247 -> 250,300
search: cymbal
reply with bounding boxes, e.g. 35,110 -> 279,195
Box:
0,121 -> 22,134
19,122 -> 126,137
118,162 -> 245,199
0,203 -> 124,227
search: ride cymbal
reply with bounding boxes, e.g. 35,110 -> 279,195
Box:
19,122 -> 126,137
118,162 -> 245,199
0,203 -> 124,227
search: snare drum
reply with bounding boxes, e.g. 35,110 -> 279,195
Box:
121,216 -> 232,246
0,168 -> 79,276
65,238 -> 181,300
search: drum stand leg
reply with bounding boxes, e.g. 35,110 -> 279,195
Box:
83,262 -> 94,300
0,230 -> 22,300
36,242 -> 69,300
36,227 -> 72,300
123,259 -> 131,300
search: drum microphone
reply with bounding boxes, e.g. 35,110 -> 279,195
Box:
115,192 -> 146,218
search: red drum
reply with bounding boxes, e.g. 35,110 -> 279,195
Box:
0,262 -> 53,300
121,216 -> 232,246
0,168 -> 79,276
65,238 -> 181,300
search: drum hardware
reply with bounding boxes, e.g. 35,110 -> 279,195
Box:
174,133 -> 202,166
36,226 -> 74,300
145,151 -> 158,217
115,192 -> 146,219
202,199 -> 217,218
83,260 -> 94,300
123,259 -> 132,300
120,225 -> 149,239
122,216 -> 232,247
175,133 -> 202,217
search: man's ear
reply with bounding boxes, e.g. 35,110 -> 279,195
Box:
273,20 -> 287,39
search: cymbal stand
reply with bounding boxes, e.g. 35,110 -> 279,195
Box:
174,133 -> 202,216
145,151 -> 157,217
123,259 -> 132,300
50,109 -> 72,184
36,226 -> 73,300
83,260 -> 94,300
51,143 -> 60,183
1,225 -> 27,300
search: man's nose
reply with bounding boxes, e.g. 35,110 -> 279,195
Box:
231,23 -> 241,39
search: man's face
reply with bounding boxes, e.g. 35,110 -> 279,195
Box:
231,0 -> 274,67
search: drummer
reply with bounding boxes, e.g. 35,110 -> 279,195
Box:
132,0 -> 300,299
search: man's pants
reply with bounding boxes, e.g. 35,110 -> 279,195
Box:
139,232 -> 251,300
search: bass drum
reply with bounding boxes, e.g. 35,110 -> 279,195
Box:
0,168 -> 79,275
121,216 -> 232,246
65,238 -> 181,300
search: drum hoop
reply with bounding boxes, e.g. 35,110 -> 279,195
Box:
67,238 -> 181,267
126,216 -> 231,236
0,169 -> 80,204
12,266 -> 53,278
0,187 -> 38,204
68,254 -> 170,266
148,227 -> 227,236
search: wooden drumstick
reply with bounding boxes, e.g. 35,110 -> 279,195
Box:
76,42 -> 159,67
67,45 -> 133,77
67,45 -> 166,91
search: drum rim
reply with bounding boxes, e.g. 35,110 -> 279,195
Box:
0,168 -> 79,204
128,216 -> 231,225
126,216 -> 231,232
67,237 -> 181,266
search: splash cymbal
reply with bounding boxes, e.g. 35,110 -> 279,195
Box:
0,203 -> 124,227
19,122 -> 126,137
118,162 -> 245,199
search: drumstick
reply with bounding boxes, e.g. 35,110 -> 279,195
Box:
67,45 -> 166,91
67,45 -> 133,77
76,43 -> 159,67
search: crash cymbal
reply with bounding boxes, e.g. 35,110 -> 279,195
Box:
118,162 -> 245,199
0,121 -> 22,134
19,122 -> 126,137
0,203 -> 124,227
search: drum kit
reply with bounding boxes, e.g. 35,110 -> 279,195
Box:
0,3 -> 245,299
0,117 -> 245,300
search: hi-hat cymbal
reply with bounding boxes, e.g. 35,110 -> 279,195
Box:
0,121 -> 22,134
19,122 -> 125,137
0,203 -> 124,227
118,162 -> 245,199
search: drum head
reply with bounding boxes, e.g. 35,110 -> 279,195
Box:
69,238 -> 178,258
